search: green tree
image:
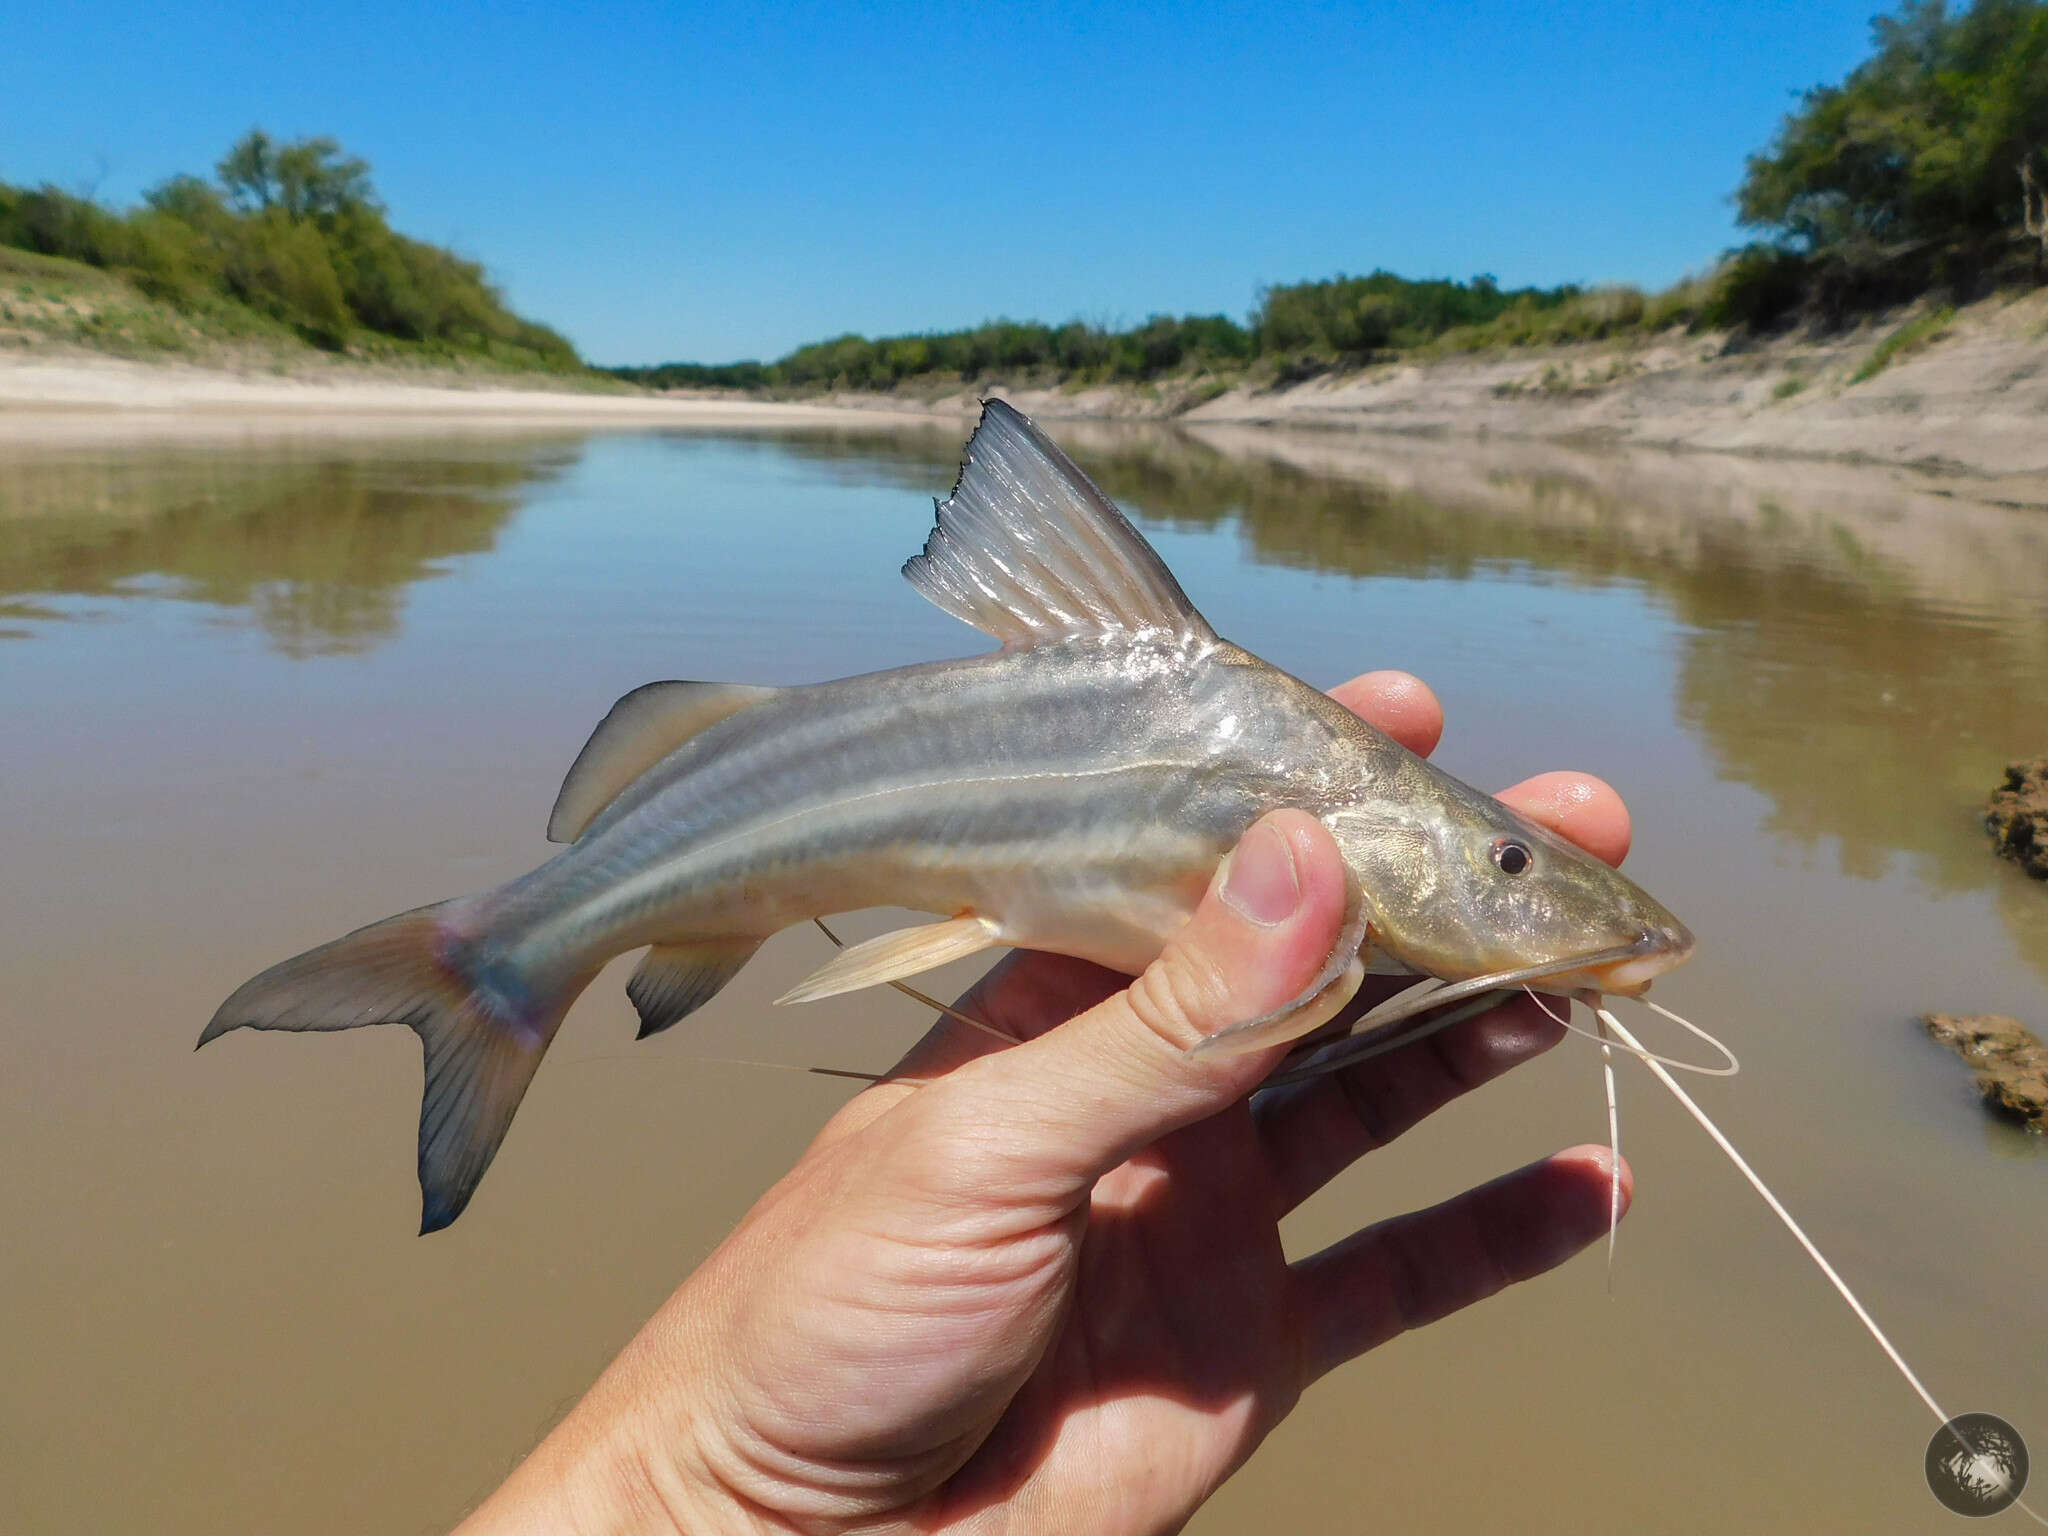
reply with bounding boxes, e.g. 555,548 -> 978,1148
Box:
2,129 -> 580,367
273,137 -> 376,219
1737,0 -> 2048,269
217,129 -> 278,211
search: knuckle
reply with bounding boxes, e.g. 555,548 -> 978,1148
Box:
1125,941 -> 1235,1050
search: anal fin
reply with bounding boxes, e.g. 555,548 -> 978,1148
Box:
628,938 -> 762,1038
776,916 -> 1002,1006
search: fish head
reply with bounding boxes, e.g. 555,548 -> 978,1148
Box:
1327,774 -> 1696,998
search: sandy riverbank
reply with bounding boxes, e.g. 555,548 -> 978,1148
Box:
0,354 -> 941,441
6,286 -> 2048,478
820,287 -> 2048,480
1186,288 -> 2048,477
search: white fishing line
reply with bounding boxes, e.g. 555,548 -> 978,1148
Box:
1587,992 -> 1937,1409
1592,1001 -> 2045,1524
715,935 -> 2042,1518
570,1047 -> 902,1083
683,940 -> 2041,1518
699,1054 -> 892,1083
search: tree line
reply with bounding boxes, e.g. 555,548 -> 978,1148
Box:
0,130 -> 579,369
8,2 -> 2043,388
618,0 -> 2048,394
609,276 -> 1596,393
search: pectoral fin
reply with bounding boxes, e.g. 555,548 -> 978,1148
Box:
776,916 -> 1003,1005
1364,943 -> 1417,977
1186,893 -> 1373,1059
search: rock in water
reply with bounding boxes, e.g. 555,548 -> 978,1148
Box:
1984,758 -> 2048,879
1921,1013 -> 2048,1132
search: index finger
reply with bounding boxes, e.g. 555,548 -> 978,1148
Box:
1328,672 -> 1629,866
1327,670 -> 1442,757
1498,770 -> 1631,868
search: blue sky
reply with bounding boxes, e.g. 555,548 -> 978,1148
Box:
10,2 -> 1885,365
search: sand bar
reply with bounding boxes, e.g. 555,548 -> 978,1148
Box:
0,354 -> 954,442
6,304 -> 2048,483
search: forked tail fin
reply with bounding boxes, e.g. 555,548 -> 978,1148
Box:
199,902 -> 583,1233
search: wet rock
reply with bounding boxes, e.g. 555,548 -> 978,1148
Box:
1984,758 -> 2048,879
1920,1013 -> 2048,1132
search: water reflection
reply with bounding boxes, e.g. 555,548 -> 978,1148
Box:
1153,441 -> 2046,870
6,421 -> 2041,960
1170,433 -> 2048,985
769,422 -> 2048,979
0,437 -> 577,655
5,421 -> 2042,1536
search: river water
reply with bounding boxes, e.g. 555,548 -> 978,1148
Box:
3,419 -> 2044,1533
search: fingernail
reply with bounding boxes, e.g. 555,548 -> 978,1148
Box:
1221,822 -> 1300,926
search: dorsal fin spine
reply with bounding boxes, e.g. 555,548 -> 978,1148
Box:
1020,424 -> 1195,625
903,400 -> 1215,648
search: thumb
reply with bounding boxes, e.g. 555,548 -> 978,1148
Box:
950,810 -> 1356,1195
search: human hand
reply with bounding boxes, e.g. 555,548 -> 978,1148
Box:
460,669 -> 1635,1536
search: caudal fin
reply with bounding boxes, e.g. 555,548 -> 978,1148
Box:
200,902 -> 582,1233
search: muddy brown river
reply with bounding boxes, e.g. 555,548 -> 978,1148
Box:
3,420 -> 2044,1533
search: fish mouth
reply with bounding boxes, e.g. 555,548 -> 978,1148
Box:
1584,922 -> 1698,997
1345,940 -> 1671,1037
1265,928 -> 1698,1089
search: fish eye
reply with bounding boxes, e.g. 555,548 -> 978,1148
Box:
1491,838 -> 1532,875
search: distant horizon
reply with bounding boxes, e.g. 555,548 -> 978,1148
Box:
607,269 -> 1615,372
7,2 -> 1888,366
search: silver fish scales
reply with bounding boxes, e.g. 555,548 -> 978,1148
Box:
203,400 -> 1693,1231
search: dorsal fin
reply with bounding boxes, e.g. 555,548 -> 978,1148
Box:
903,399 -> 1216,648
547,680 -> 778,843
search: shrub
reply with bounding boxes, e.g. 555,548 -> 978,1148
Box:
1850,303 -> 1956,381
1702,244 -> 1813,331
0,131 -> 582,368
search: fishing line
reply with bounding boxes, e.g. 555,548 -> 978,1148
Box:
561,1049 -> 899,1084
1592,1001 -> 2046,1525
578,920 -> 1016,1088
